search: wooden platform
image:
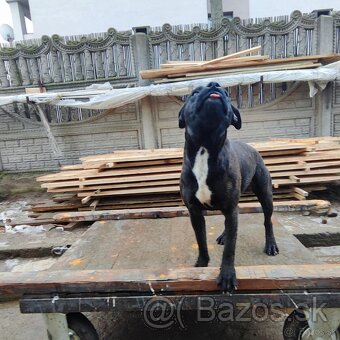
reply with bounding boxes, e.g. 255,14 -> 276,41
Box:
2,214 -> 338,298
52,214 -> 320,271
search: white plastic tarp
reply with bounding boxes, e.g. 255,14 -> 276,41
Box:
0,61 -> 339,110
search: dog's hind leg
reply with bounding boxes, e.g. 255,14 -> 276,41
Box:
189,207 -> 210,267
251,167 -> 279,256
216,231 -> 226,245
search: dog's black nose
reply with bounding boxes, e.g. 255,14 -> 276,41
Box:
207,81 -> 221,88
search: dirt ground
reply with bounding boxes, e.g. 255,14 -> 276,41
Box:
0,179 -> 339,340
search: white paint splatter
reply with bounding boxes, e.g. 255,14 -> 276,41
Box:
148,281 -> 156,295
51,295 -> 59,304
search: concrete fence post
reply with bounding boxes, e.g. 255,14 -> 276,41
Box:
210,0 -> 223,29
315,15 -> 334,136
131,28 -> 152,87
131,29 -> 157,148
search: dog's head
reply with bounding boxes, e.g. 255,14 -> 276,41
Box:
179,82 -> 241,147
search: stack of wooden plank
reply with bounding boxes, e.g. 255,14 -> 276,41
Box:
139,46 -> 340,83
28,137 -> 340,218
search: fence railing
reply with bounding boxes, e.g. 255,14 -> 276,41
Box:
0,10 -> 340,90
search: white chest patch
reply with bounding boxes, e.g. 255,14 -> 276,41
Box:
192,147 -> 212,206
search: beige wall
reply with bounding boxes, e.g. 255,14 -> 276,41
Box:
1,80 -> 338,172
151,83 -> 315,149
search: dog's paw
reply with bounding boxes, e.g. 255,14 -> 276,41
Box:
216,266 -> 237,292
194,256 -> 210,267
264,240 -> 279,256
216,232 -> 226,245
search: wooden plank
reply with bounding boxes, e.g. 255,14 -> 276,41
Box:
273,175 -> 340,186
267,160 -> 340,172
271,137 -> 340,144
81,189 -> 100,205
42,172 -> 181,189
30,202 -> 82,212
79,201 -> 184,211
270,167 -> 340,178
264,151 -> 340,165
47,180 -> 180,193
80,148 -> 183,160
83,158 -> 183,170
165,62 -> 320,80
199,46 -> 262,66
0,264 -> 339,296
293,187 -> 309,197
38,165 -> 182,183
76,185 -> 180,197
53,200 -> 330,222
80,148 -> 182,162
162,53 -> 265,69
140,54 -> 336,79
37,170 -> 99,182
154,62 -> 320,83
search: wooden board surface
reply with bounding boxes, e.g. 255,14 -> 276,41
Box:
53,200 -> 331,222
52,214 -> 320,271
1,263 -> 338,296
2,213 -> 338,296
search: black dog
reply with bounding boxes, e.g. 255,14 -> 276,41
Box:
179,82 -> 279,292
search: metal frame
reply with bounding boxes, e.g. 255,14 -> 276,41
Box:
20,290 -> 340,340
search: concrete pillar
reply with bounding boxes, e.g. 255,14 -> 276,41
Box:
314,15 -> 334,137
140,97 -> 157,149
210,0 -> 223,28
316,15 -> 334,54
315,83 -> 333,136
131,29 -> 156,148
7,1 -> 27,41
131,30 -> 152,87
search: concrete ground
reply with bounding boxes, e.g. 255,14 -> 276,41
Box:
0,192 -> 339,340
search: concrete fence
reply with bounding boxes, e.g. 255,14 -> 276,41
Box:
0,11 -> 340,172
1,10 -> 340,91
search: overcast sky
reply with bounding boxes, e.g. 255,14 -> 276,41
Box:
0,0 -> 12,26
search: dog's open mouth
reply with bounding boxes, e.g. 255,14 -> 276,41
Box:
209,93 -> 221,99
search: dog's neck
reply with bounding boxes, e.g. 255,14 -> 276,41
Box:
184,132 -> 230,164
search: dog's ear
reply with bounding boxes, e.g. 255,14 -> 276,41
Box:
178,105 -> 186,129
231,104 -> 242,130
223,88 -> 241,130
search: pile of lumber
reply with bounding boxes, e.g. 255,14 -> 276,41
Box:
139,46 -> 340,82
24,137 -> 340,220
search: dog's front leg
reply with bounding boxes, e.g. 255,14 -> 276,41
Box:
189,207 -> 210,267
217,207 -> 238,291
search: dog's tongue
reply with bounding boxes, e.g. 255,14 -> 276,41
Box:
209,93 -> 221,99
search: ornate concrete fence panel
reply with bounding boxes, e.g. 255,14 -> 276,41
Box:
148,11 -> 318,69
0,28 -> 135,89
